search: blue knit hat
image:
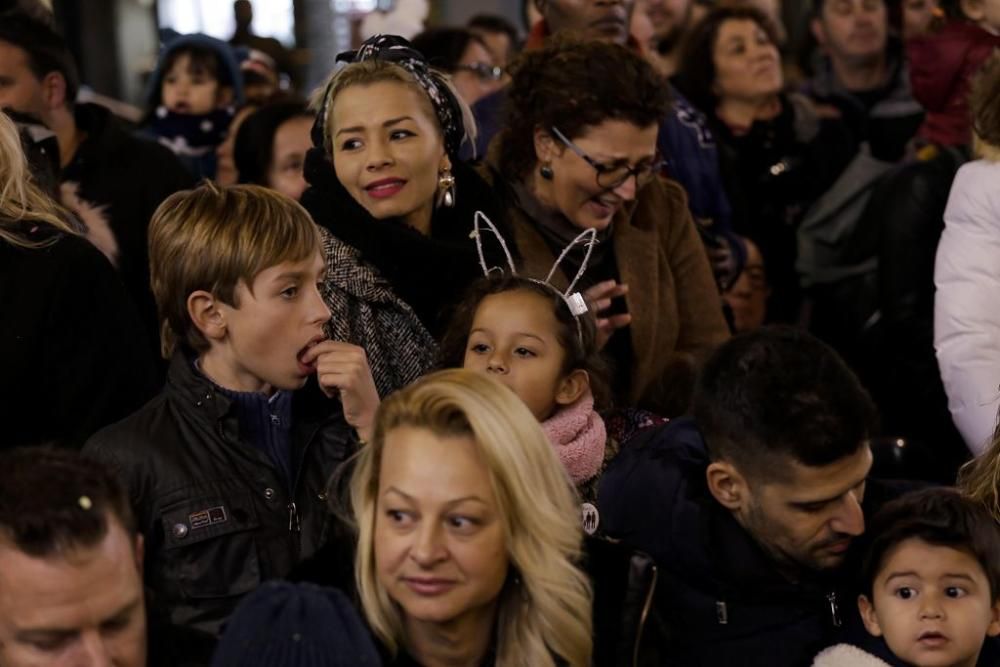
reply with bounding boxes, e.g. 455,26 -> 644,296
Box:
211,582 -> 382,667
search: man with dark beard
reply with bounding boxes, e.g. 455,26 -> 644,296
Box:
599,327 -> 920,665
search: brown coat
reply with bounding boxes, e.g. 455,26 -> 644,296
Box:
493,171 -> 730,415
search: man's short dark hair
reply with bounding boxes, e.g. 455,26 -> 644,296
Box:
693,326 -> 878,481
0,11 -> 79,104
860,488 -> 1000,601
0,448 -> 135,558
468,13 -> 520,43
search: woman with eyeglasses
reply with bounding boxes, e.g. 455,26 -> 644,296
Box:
411,28 -> 506,108
482,37 -> 729,417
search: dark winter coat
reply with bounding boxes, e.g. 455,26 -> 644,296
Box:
801,40 -> 924,159
598,418 -> 909,666
83,351 -> 357,641
710,94 -> 855,323
61,102 -> 196,364
0,223 -> 157,449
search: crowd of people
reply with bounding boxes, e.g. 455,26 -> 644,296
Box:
3,0 -> 1000,665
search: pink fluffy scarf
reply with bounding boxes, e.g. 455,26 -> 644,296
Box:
542,391 -> 607,485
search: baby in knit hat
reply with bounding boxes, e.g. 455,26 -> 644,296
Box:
441,274 -> 618,536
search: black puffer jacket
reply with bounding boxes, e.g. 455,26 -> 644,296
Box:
84,351 -> 357,641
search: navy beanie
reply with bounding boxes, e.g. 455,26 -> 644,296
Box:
211,582 -> 382,667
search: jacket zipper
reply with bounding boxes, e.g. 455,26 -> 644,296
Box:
633,564 -> 659,667
827,591 -> 842,627
287,502 -> 300,532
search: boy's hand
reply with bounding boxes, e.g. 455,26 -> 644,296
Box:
583,280 -> 632,350
301,341 -> 380,442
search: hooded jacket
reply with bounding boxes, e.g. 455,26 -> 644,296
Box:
142,33 -> 246,178
907,21 -> 1000,147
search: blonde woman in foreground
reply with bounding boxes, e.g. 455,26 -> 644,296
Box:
351,368 -> 593,666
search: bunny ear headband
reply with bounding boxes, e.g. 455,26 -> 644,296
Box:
470,210 -> 597,343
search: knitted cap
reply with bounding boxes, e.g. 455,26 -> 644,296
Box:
211,582 -> 381,667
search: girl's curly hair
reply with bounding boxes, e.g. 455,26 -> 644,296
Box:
497,35 -> 671,180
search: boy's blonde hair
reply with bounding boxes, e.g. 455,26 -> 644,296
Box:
148,182 -> 321,357
350,369 -> 593,667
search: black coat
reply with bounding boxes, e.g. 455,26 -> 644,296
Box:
61,103 -> 196,364
598,418 -> 909,666
712,95 -> 855,323
0,224 -> 157,449
84,352 -> 357,644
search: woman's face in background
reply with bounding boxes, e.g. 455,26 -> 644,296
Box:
711,18 -> 783,105
330,80 -> 448,234
267,115 -> 312,201
451,39 -> 503,108
535,119 -> 659,231
216,105 -> 257,186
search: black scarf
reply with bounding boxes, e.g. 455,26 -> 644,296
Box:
301,147 -> 514,338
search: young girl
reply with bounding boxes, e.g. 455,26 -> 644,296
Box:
441,274 -> 617,535
143,33 -> 244,179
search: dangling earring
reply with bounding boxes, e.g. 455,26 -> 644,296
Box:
540,163 -> 554,180
437,169 -> 456,208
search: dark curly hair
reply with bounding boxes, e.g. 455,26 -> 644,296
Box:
674,6 -> 780,117
439,274 -> 611,411
497,36 -> 671,181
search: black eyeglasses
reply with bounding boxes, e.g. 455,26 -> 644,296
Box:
551,126 -> 664,190
455,62 -> 504,82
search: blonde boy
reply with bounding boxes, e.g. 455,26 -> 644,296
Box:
85,183 -> 378,645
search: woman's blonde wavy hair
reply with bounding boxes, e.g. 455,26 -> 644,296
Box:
350,369 -> 593,667
958,424 -> 1000,524
0,111 -> 78,249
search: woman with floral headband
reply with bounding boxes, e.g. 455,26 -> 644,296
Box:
302,35 -> 512,398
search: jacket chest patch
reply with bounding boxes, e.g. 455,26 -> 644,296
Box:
189,506 -> 228,529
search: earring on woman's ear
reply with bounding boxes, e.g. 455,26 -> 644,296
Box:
438,169 -> 456,208
540,163 -> 554,180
